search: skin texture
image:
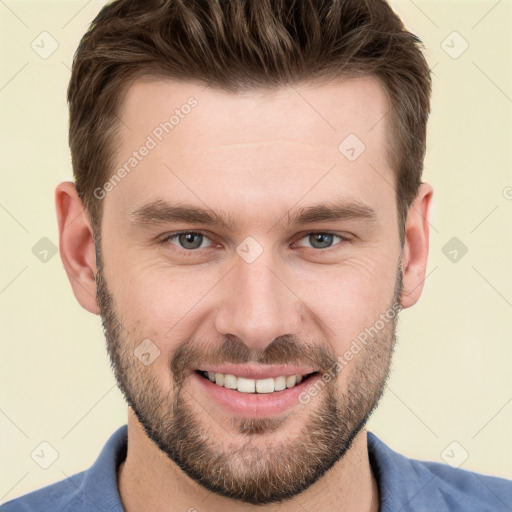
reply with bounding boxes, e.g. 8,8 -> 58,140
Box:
56,77 -> 432,512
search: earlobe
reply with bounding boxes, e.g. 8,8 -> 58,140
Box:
400,183 -> 433,309
55,181 -> 100,314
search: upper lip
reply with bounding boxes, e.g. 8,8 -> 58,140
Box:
197,364 -> 317,380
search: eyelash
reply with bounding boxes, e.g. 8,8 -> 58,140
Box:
160,230 -> 349,253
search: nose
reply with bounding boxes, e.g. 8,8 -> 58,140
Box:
214,256 -> 303,352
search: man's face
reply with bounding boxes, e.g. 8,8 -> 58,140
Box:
97,77 -> 403,504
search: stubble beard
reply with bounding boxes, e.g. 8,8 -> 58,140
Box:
96,257 -> 402,505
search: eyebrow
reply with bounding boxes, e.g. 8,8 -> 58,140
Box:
129,198 -> 377,230
287,201 -> 377,226
129,199 -> 236,230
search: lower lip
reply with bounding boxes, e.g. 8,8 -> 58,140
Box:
191,371 -> 321,418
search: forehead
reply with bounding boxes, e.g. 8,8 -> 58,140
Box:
106,76 -> 394,224
119,76 -> 390,149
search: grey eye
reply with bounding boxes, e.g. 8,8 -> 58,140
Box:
309,233 -> 334,249
296,233 -> 343,249
168,232 -> 211,250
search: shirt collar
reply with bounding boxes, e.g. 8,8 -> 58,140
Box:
81,425 -> 127,512
83,425 -> 497,512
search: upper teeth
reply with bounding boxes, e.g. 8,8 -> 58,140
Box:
205,371 -> 305,393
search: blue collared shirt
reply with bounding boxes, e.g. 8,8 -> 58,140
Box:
2,425 -> 511,511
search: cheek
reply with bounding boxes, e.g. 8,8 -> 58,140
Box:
134,264 -> 223,310
298,254 -> 398,346
109,259 -> 225,345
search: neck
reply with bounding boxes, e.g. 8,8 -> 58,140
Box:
118,409 -> 379,512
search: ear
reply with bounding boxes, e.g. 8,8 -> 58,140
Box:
400,183 -> 433,309
55,181 -> 100,314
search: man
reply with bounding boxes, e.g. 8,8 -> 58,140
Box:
2,0 -> 511,511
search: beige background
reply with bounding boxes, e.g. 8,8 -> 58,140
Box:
1,0 -> 511,503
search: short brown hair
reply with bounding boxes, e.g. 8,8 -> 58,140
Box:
68,0 -> 431,242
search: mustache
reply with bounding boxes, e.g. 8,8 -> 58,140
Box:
170,334 -> 338,387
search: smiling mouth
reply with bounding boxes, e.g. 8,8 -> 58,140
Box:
195,370 -> 319,394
